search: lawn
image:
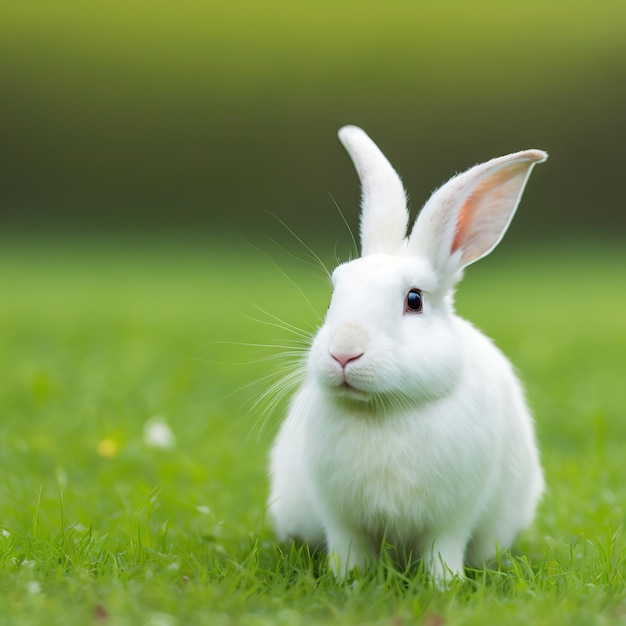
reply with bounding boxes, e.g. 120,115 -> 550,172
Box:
0,233 -> 625,625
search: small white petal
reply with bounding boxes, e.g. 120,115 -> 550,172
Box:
143,417 -> 176,450
26,581 -> 41,595
147,612 -> 176,626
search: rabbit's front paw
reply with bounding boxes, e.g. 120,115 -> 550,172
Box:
420,532 -> 467,589
326,527 -> 371,581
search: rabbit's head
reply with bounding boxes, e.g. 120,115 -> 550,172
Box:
308,126 -> 546,409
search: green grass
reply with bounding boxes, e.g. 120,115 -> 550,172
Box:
0,234 -> 625,625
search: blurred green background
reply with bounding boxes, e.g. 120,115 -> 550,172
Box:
1,4 -> 626,620
2,0 -> 625,239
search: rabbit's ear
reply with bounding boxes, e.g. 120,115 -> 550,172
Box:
338,126 -> 409,256
408,149 -> 547,275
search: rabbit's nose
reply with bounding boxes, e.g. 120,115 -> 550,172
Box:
330,351 -> 364,369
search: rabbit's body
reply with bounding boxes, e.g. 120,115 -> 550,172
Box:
270,313 -> 542,578
267,127 -> 546,581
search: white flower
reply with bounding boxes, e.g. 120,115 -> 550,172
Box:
143,416 -> 176,450
26,581 -> 41,595
146,612 -> 176,626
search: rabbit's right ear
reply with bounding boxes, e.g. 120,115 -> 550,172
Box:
338,126 -> 409,257
408,149 -> 547,279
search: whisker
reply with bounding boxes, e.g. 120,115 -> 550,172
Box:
245,241 -> 323,322
209,221 -> 331,444
210,371 -> 282,404
208,360 -> 302,426
245,319 -> 312,344
249,306 -> 316,340
325,186 -> 359,259
264,211 -> 331,277
259,234 -> 330,280
192,350 -> 306,367
204,338 -> 291,348
244,366 -> 306,442
195,339 -> 308,351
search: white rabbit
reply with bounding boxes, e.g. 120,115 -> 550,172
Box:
267,125 -> 546,583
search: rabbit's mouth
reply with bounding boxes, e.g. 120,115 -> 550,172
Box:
337,380 -> 369,402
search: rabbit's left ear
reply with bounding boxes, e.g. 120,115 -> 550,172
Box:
408,149 -> 547,275
338,126 -> 409,257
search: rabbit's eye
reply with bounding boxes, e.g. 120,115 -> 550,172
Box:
404,289 -> 423,313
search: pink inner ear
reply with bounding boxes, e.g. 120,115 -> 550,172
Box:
449,163 -> 527,263
451,194 -> 476,254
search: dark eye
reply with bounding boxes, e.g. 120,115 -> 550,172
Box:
404,289 -> 423,313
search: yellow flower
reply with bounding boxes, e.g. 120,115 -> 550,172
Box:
96,438 -> 118,458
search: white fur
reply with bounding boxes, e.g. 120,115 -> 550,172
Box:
267,126 -> 546,583
338,125 -> 409,256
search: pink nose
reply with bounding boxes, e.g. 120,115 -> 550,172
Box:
330,351 -> 364,369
